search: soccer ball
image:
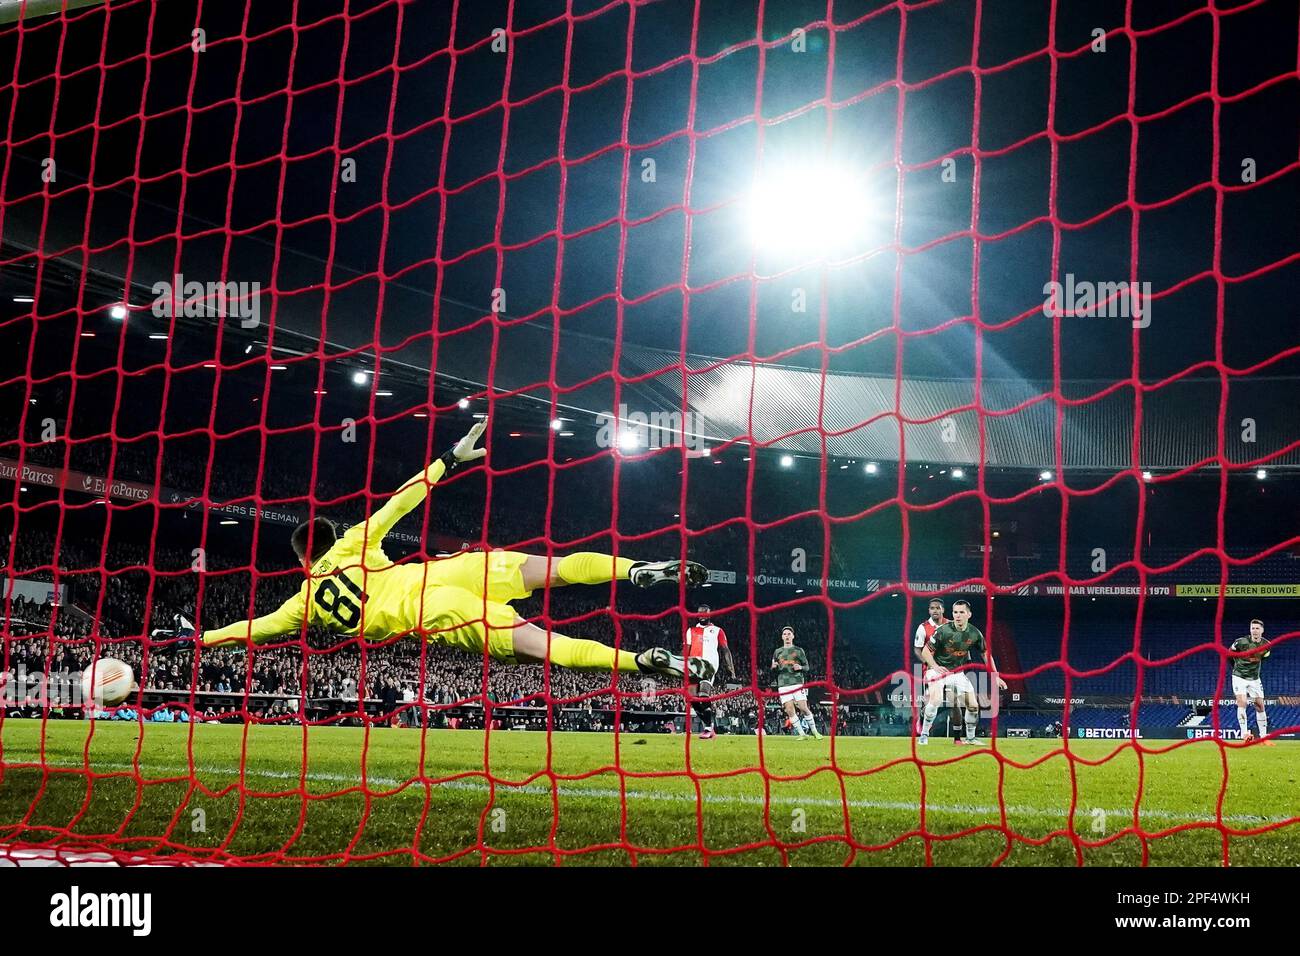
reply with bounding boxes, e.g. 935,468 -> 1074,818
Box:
82,659 -> 134,708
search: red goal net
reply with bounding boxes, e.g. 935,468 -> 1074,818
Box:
2,0 -> 1299,867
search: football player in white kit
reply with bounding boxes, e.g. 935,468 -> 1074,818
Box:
684,604 -> 735,739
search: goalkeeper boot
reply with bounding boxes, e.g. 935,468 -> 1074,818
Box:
629,559 -> 709,589
150,613 -> 196,646
917,734 -> 929,746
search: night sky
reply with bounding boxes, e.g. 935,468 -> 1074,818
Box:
3,0 -> 1296,380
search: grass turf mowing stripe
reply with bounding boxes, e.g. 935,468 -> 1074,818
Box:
9,756 -> 1295,827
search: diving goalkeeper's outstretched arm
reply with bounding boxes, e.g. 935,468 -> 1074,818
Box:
358,420 -> 487,550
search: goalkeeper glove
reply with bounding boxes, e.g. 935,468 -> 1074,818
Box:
438,419 -> 489,476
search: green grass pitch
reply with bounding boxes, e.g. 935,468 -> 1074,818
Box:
2,721 -> 1298,865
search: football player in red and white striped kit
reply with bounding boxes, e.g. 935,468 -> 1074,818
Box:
913,598 -> 954,738
684,604 -> 735,739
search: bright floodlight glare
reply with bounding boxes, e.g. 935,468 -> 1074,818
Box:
550,418 -> 562,430
109,304 -> 128,320
1142,470 -> 1153,481
458,398 -> 470,409
864,461 -> 878,475
351,371 -> 367,385
748,161 -> 872,256
951,467 -> 965,479
619,430 -> 642,452
779,454 -> 794,468
1256,468 -> 1267,480
1040,470 -> 1054,481
701,446 -> 712,457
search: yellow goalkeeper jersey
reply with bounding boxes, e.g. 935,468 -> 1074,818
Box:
201,457 -> 455,646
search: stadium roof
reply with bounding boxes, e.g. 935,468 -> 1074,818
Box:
3,234 -> 1297,473
373,315 -> 1300,473
603,333 -> 1300,472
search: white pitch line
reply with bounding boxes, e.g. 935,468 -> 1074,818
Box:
13,758 -> 1298,827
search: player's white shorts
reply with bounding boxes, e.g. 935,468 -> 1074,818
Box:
925,669 -> 976,697
778,683 -> 808,705
1231,675 -> 1264,700
689,653 -> 718,683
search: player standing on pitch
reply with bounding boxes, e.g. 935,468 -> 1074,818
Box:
1229,619 -> 1274,745
771,626 -> 822,739
682,604 -> 735,739
170,420 -> 710,683
917,599 -> 1006,746
914,598 -> 959,741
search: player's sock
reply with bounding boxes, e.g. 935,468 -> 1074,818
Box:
696,700 -> 715,730
920,703 -> 939,737
556,552 -> 635,586
964,708 -> 978,740
1257,710 -> 1268,737
1236,706 -> 1248,735
545,635 -> 639,672
802,714 -> 817,734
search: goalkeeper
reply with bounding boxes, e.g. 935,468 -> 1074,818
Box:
173,420 -> 708,681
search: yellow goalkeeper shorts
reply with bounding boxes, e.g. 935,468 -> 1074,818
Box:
421,585 -> 520,663
423,550 -> 532,604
